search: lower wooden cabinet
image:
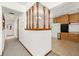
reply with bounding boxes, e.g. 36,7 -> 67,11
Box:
60,32 -> 79,42
68,33 -> 79,42
60,32 -> 68,40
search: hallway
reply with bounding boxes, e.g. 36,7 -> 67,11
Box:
3,38 -> 57,56
3,38 -> 31,56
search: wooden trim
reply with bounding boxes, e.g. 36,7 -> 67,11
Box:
44,50 -> 52,56
19,40 -> 33,56
2,50 -> 4,56
2,40 -> 6,56
68,14 -> 70,24
52,50 -> 60,56
29,9 -> 31,29
43,6 -> 46,28
17,17 -> 19,39
25,28 -> 51,31
32,6 -> 34,29
26,12 -> 28,29
44,50 -> 60,56
48,10 -> 50,28
36,2 -> 39,28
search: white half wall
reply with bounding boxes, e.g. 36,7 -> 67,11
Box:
19,13 -> 51,56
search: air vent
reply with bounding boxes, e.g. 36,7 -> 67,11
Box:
9,12 -> 15,15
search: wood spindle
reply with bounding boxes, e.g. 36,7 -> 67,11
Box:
29,9 -> 31,29
48,10 -> 50,29
32,6 -> 34,29
36,2 -> 39,29
26,12 -> 28,29
43,6 -> 46,29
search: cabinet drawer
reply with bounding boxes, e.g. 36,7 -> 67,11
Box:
70,13 -> 79,23
60,33 -> 68,40
69,34 -> 79,42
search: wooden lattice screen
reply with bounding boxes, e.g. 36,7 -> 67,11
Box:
25,2 -> 51,30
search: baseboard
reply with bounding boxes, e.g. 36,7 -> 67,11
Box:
44,50 -> 52,56
2,43 -> 6,56
2,50 -> 4,56
44,50 -> 60,56
19,40 -> 33,56
52,50 -> 60,56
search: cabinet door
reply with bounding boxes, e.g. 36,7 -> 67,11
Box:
53,17 -> 60,23
70,13 -> 79,23
60,33 -> 68,40
61,15 -> 69,24
69,33 -> 79,42
53,15 -> 69,24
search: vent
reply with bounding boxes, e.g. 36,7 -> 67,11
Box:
9,12 -> 15,15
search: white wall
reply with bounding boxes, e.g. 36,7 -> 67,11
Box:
0,5 -> 2,55
14,18 -> 18,38
52,2 -> 79,18
51,2 -> 79,38
69,23 -> 79,32
0,3 -> 25,55
19,13 -> 51,56
0,5 -> 6,56
0,2 -> 34,55
51,23 -> 79,38
4,13 -> 18,39
1,3 -> 26,12
51,23 -> 60,38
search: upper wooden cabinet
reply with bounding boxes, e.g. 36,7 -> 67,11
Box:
69,13 -> 79,23
53,15 -> 69,24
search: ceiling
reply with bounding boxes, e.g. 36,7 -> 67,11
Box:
41,2 -> 64,9
2,7 -> 22,16
2,2 -> 64,22
2,7 -> 19,24
2,2 -> 64,16
18,2 -> 64,9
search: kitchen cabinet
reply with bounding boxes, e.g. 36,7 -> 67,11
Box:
69,13 -> 79,23
68,33 -> 79,42
60,32 -> 68,40
60,32 -> 79,42
53,15 -> 69,24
